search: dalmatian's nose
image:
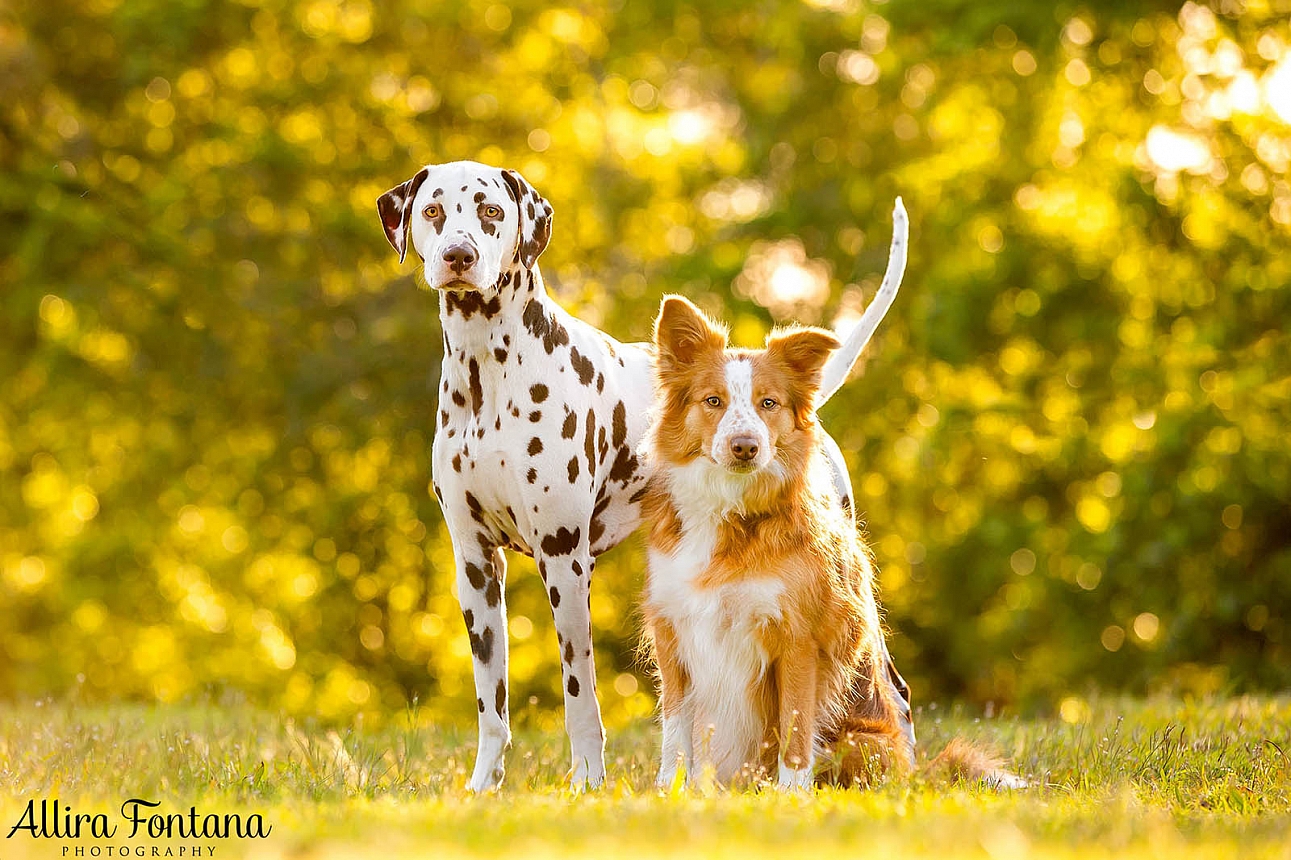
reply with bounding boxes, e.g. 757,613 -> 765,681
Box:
729,435 -> 759,461
443,242 -> 478,274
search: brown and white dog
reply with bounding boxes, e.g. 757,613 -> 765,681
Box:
640,296 -> 1025,790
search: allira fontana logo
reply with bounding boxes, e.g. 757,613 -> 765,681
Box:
6,798 -> 272,852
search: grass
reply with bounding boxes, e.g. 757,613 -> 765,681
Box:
1,696 -> 1289,859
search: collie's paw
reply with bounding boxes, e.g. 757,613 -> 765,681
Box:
777,761 -> 815,792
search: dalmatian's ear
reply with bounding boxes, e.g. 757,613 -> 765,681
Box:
377,167 -> 429,263
501,168 -> 553,270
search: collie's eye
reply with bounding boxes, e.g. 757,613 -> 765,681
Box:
422,204 -> 441,219
761,398 -> 778,410
704,396 -> 722,408
483,205 -> 503,218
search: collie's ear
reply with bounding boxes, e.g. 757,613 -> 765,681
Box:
767,328 -> 842,426
765,327 -> 842,379
377,167 -> 430,264
501,168 -> 553,269
654,295 -> 726,371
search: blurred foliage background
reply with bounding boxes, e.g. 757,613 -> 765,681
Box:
2,0 -> 1289,730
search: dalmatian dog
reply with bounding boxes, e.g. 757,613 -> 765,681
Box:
377,160 -> 913,792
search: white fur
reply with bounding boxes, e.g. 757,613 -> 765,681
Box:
647,458 -> 785,783
664,454 -> 757,522
710,359 -> 776,472
986,770 -> 1030,790
777,758 -> 816,791
656,693 -> 696,788
817,197 -> 908,404
407,162 -> 519,296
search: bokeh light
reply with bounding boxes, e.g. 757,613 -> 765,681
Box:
1,0 -> 1288,727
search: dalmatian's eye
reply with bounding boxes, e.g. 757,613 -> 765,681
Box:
483,205 -> 503,218
423,204 -> 441,219
704,396 -> 722,408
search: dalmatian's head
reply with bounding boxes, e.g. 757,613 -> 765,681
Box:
377,160 -> 552,294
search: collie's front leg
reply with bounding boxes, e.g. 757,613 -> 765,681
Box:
775,642 -> 819,791
651,619 -> 693,788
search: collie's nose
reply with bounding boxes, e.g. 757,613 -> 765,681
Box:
443,243 -> 477,274
729,435 -> 759,461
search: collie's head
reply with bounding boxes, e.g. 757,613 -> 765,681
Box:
648,295 -> 841,478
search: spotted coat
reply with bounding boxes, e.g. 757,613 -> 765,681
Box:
380,161 -> 653,793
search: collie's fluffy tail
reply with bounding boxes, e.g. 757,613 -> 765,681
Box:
819,713 -> 916,787
816,197 -> 909,407
821,716 -> 1027,790
926,737 -> 1029,789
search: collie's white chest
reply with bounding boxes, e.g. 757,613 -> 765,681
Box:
645,465 -> 785,778
646,459 -> 785,638
646,533 -> 784,645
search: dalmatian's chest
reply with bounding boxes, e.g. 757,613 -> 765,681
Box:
431,321 -> 655,558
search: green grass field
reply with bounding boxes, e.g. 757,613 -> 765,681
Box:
1,696 -> 1288,859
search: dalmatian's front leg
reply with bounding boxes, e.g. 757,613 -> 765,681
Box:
454,543 -> 511,793
539,542 -> 606,789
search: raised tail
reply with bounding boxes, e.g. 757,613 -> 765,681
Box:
816,197 -> 909,407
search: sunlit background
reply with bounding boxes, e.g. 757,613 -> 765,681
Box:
1,0 -> 1288,730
